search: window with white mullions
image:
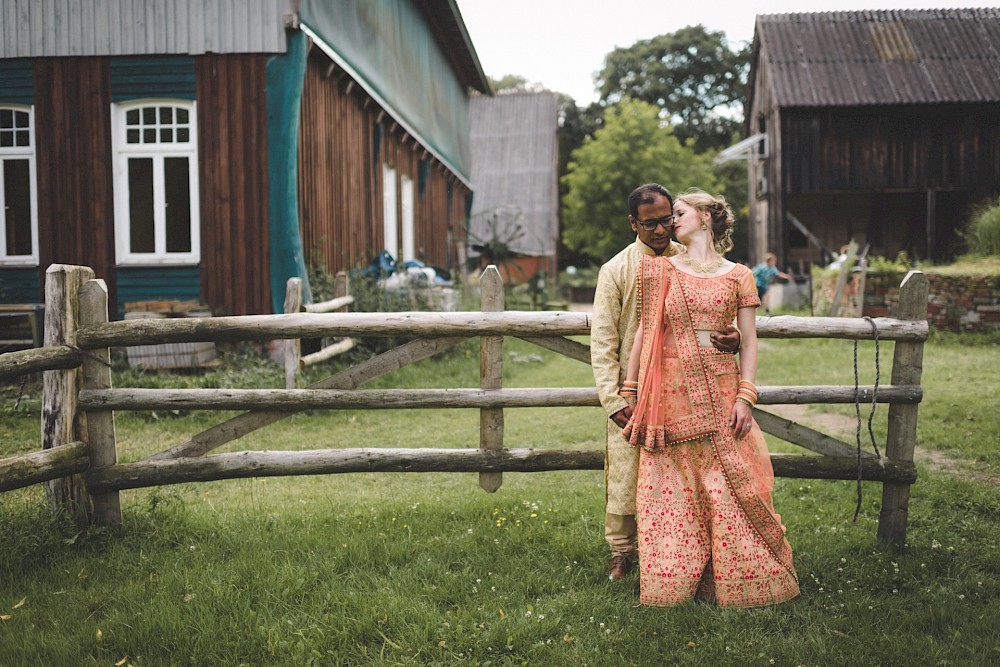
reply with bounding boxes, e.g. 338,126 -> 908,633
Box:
0,106 -> 39,266
113,101 -> 199,265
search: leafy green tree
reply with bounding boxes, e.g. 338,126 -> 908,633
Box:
488,74 -> 548,93
557,96 -> 605,268
596,25 -> 749,152
561,99 -> 715,261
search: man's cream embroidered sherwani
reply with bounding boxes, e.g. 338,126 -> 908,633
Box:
591,238 -> 680,514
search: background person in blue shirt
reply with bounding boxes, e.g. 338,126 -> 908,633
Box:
751,252 -> 792,314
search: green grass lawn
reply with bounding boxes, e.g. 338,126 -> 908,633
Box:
1,334 -> 998,666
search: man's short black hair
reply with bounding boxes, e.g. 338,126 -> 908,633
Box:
628,183 -> 673,218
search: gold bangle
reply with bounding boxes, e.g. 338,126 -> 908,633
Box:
736,396 -> 755,407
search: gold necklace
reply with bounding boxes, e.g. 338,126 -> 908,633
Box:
679,248 -> 724,273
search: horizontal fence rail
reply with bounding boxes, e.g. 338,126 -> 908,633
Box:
0,345 -> 82,380
74,312 -> 929,349
0,441 -> 89,492
77,385 -> 922,411
83,448 -> 917,494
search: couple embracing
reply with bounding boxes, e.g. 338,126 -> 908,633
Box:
590,183 -> 799,608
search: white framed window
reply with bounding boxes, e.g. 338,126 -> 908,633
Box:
400,174 -> 415,262
0,105 -> 39,266
112,100 -> 200,265
382,164 -> 398,260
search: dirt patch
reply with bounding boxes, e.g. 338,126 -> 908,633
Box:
764,405 -> 999,484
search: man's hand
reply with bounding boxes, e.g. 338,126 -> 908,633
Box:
710,326 -> 741,353
610,405 -> 633,428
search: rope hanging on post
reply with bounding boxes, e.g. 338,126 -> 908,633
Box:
853,316 -> 883,521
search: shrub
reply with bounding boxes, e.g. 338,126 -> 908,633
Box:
962,198 -> 1000,256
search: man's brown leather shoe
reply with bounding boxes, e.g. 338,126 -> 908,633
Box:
608,553 -> 634,581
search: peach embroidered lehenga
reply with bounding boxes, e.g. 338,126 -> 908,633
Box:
626,255 -> 799,607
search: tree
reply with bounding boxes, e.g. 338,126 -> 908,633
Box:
596,25 -> 749,152
557,96 -> 605,268
561,99 -> 716,261
488,74 -> 548,93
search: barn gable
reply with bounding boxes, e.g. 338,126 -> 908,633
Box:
742,8 -> 1000,271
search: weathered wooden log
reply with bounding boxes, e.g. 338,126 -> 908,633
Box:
770,453 -> 916,483
760,385 -> 921,404
755,315 -> 927,341
479,266 -> 504,493
76,311 -> 591,348
517,335 -> 591,364
42,264 -> 94,528
78,384 -> 920,412
0,441 -> 90,492
87,448 -> 604,491
283,277 -> 302,389
147,336 -> 469,460
300,338 -> 355,367
79,279 -> 121,527
753,409 -> 871,458
303,295 -> 354,313
879,271 -> 929,545
75,312 -> 928,349
84,447 -> 916,492
0,345 -> 82,380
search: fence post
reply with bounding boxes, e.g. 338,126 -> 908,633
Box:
334,271 -> 349,307
284,277 -> 302,389
877,270 -> 928,545
479,265 -> 504,492
41,264 -> 95,527
79,279 -> 121,527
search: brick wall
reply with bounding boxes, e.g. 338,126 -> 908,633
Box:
861,272 -> 1000,332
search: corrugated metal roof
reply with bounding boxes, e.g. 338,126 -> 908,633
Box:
469,92 -> 559,257
0,0 -> 288,58
755,8 -> 1000,107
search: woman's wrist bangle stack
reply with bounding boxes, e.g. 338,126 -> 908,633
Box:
737,380 -> 758,406
620,380 -> 638,396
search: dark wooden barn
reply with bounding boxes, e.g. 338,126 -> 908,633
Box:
0,0 -> 489,316
735,8 -> 1000,272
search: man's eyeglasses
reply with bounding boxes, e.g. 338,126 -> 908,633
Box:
634,215 -> 675,231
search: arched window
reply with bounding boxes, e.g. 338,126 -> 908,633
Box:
0,105 -> 38,265
112,100 -> 200,264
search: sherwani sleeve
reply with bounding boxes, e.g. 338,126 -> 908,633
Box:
591,263 -> 627,418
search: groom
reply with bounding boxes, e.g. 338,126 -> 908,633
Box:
590,183 -> 741,581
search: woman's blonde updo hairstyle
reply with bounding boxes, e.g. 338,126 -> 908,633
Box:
676,188 -> 736,255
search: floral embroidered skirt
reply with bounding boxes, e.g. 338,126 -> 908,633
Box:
635,358 -> 799,607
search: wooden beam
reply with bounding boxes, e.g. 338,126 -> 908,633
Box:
0,345 -> 81,381
75,312 -> 929,349
41,264 -> 94,528
84,448 -> 916,493
78,384 -> 920,412
878,271 -> 929,545
479,266 -> 504,492
0,441 -> 89,493
283,277 -> 302,389
517,335 -> 591,364
753,409 -> 869,458
78,279 -> 121,527
79,386 -> 600,411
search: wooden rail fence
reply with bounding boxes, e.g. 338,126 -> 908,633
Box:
0,263 -> 929,545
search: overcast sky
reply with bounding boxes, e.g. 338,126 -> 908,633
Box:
456,0 -> 992,104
